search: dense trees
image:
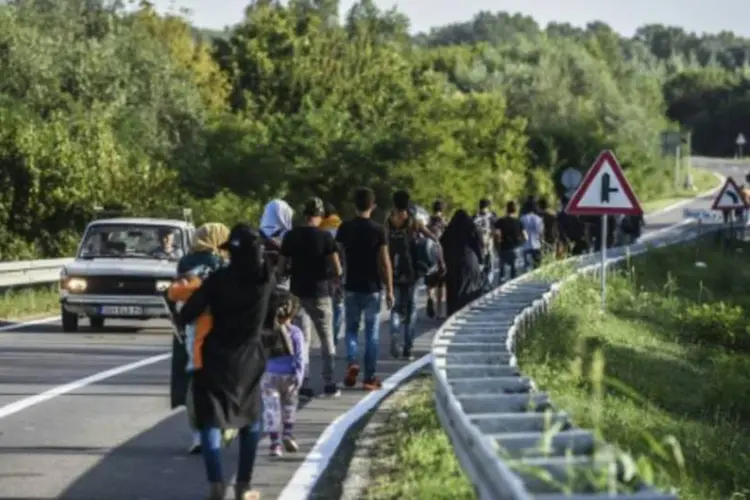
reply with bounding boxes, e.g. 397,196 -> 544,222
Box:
424,12 -> 750,158
0,1 -> 746,258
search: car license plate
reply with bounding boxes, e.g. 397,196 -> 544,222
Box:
99,306 -> 144,316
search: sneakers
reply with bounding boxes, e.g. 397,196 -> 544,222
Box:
362,377 -> 382,391
282,435 -> 299,452
269,442 -> 283,457
343,362 -> 360,388
234,482 -> 261,500
324,382 -> 341,398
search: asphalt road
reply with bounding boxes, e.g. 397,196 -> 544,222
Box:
0,160 -> 745,500
0,295 -> 439,499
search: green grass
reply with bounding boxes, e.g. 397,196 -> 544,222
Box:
641,167 -> 719,213
518,237 -> 750,499
0,285 -> 60,320
364,375 -> 474,499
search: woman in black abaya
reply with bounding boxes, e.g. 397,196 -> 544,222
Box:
440,209 -> 487,316
179,223 -> 274,500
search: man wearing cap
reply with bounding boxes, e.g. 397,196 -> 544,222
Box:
278,197 -> 343,398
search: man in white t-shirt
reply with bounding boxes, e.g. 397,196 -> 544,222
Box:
520,198 -> 544,270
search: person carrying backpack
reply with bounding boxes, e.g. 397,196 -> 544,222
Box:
473,198 -> 496,285
386,190 -> 445,360
425,200 -> 447,319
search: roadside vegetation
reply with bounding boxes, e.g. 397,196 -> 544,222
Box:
0,286 -> 59,320
364,375 -> 474,499
518,237 -> 750,500
640,167 -> 719,213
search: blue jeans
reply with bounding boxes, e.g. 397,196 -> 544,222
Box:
200,420 -> 262,484
332,295 -> 344,346
389,283 -> 417,355
344,291 -> 382,380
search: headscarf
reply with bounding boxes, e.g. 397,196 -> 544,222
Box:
191,222 -> 230,254
220,223 -> 267,281
260,199 -> 294,238
440,209 -> 483,263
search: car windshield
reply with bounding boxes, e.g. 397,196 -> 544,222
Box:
78,224 -> 185,261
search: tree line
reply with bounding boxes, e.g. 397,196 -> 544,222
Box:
0,0 -> 745,259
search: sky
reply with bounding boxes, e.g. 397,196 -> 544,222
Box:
149,0 -> 750,37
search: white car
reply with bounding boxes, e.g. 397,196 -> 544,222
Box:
59,217 -> 194,332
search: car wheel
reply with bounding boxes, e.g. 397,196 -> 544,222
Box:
89,316 -> 105,329
61,308 -> 78,333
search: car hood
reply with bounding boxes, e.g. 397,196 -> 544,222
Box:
64,258 -> 178,278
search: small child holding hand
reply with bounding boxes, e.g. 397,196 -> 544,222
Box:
260,289 -> 306,457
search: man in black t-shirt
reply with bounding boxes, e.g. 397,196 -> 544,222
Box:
279,197 -> 343,398
336,188 -> 394,391
493,201 -> 525,282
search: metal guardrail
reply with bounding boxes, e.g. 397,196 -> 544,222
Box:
0,258 -> 72,288
431,220 -> 735,499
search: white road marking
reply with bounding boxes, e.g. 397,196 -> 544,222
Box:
0,352 -> 170,419
0,316 -> 57,332
277,354 -> 431,500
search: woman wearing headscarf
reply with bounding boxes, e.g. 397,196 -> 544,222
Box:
178,223 -> 275,500
167,222 -> 232,454
440,209 -> 487,316
259,199 -> 294,289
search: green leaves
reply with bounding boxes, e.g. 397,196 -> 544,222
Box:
3,3 -> 745,259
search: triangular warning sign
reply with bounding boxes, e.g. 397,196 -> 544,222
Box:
565,150 -> 643,216
711,177 -> 747,210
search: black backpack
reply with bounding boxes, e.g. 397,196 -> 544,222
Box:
387,216 -> 426,284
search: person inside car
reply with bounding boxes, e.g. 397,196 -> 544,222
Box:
153,228 -> 183,260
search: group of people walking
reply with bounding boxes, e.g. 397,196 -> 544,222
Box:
164,186 -> 647,499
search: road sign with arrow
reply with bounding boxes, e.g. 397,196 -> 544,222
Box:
711,177 -> 747,210
565,150 -> 643,216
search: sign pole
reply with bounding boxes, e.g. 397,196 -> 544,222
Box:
600,215 -> 607,311
564,149 -> 643,314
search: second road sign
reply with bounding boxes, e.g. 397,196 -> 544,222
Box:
711,177 -> 747,210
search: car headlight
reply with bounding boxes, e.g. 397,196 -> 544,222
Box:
155,280 -> 171,292
64,278 -> 87,292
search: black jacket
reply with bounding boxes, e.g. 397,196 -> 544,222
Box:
179,263 -> 274,428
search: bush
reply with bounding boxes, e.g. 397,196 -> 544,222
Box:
518,238 -> 750,499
